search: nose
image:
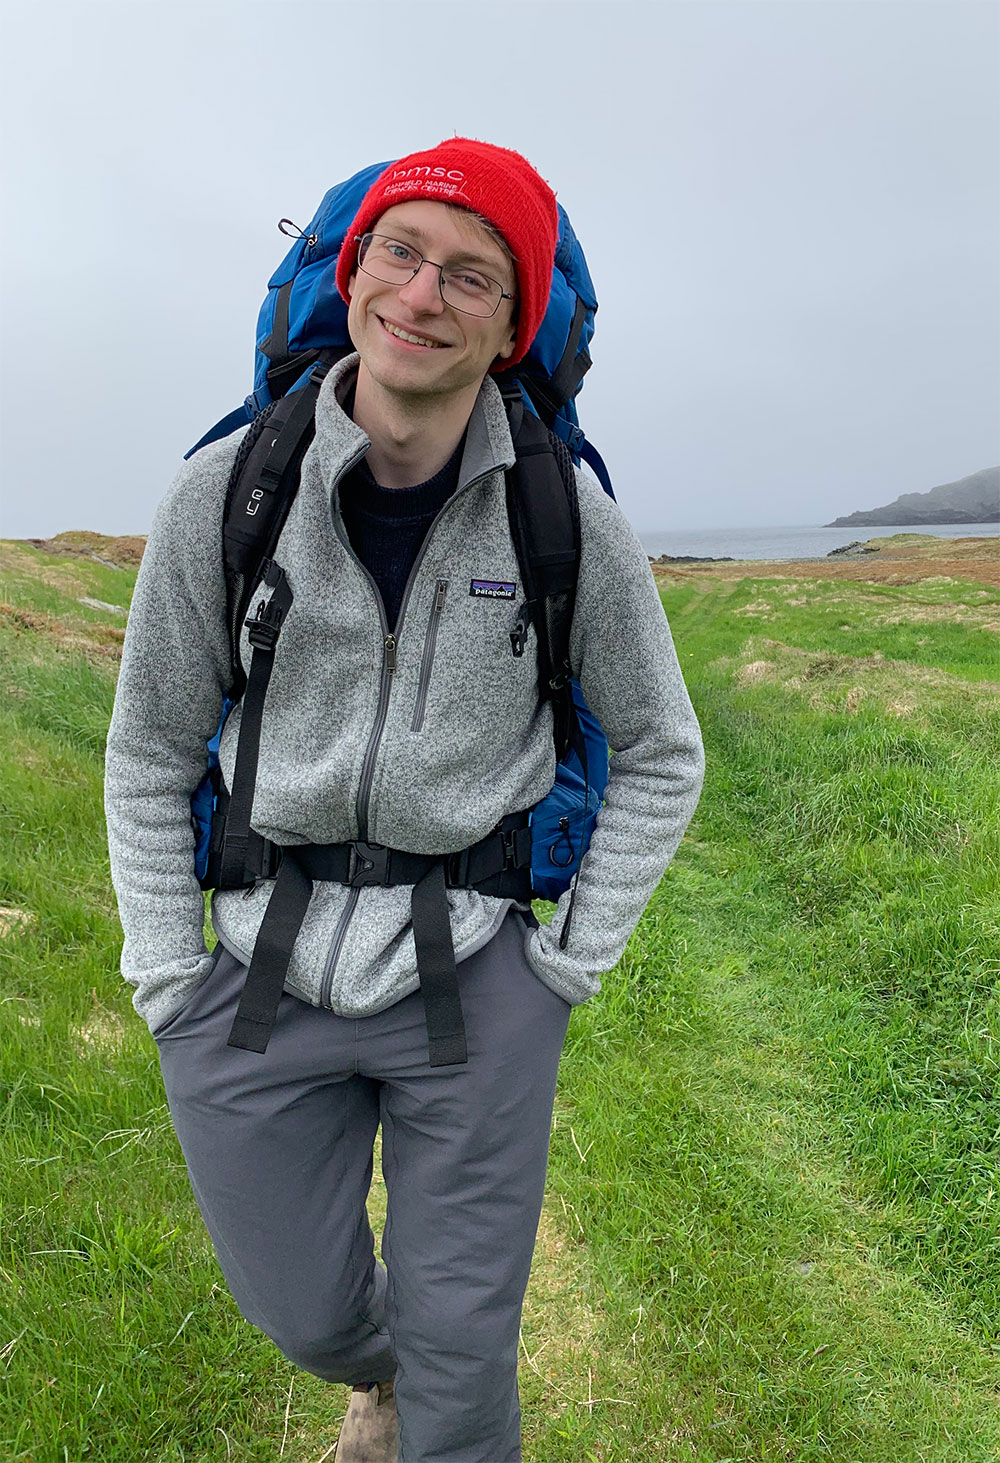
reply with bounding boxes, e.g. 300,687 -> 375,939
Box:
396,258 -> 446,314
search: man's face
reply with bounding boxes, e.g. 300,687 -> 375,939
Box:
347,199 -> 517,405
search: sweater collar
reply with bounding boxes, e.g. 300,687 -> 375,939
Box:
312,352 -> 517,494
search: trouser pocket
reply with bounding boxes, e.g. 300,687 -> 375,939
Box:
151,944 -> 228,1041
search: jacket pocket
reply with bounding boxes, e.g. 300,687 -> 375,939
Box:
411,578 -> 448,732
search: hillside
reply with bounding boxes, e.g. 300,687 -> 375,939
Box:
827,465 -> 999,527
20,529 -> 147,570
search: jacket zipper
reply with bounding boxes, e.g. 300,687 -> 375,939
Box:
313,442 -> 379,1005
319,468 -> 497,1008
411,579 -> 448,733
351,468 -> 496,837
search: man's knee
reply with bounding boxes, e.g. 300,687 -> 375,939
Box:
270,1326 -> 364,1382
255,1265 -> 393,1383
264,1309 -> 392,1383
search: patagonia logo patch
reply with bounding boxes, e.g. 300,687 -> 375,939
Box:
469,578 -> 516,600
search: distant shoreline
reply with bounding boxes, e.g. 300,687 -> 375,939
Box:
639,523 -> 999,564
646,532 -> 1000,588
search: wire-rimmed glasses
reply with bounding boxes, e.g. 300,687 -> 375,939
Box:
354,233 -> 515,318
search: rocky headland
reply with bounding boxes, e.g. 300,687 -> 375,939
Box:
827,466 -> 999,528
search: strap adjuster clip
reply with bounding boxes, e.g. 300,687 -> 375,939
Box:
348,842 -> 391,887
246,600 -> 284,651
503,825 -> 532,869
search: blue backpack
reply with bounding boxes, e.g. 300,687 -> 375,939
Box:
190,161 -> 614,930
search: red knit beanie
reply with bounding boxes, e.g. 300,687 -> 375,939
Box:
335,137 -> 559,368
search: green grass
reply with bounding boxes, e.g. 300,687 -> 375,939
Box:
2,541 -> 1000,1460
665,572 -> 1000,680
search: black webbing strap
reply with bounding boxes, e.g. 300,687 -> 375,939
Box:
281,817 -> 532,893
217,563 -> 292,889
503,403 -> 590,951
266,349 -> 323,399
412,862 -> 466,1066
505,410 -> 580,759
260,280 -> 293,374
226,851 -> 313,1053
225,815 -> 533,1063
265,344 -> 353,404
223,380 -> 328,575
547,296 -> 591,413
259,288 -> 348,401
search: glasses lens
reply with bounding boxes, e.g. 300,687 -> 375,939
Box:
440,269 -> 503,317
359,234 -> 421,283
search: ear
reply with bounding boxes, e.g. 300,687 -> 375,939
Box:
347,268 -> 357,299
495,320 -> 517,362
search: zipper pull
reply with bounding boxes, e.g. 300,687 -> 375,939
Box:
384,634 -> 397,673
434,580 -> 448,613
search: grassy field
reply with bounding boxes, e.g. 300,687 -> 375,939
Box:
1,531 -> 999,1462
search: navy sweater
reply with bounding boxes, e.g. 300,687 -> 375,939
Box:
339,441 -> 464,629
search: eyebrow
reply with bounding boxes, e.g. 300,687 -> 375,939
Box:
385,221 -> 506,275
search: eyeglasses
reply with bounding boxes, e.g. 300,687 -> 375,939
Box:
354,233 -> 515,318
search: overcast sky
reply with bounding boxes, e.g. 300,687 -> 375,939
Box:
2,0 -> 997,538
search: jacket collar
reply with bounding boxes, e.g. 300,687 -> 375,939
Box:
312,352 -> 517,494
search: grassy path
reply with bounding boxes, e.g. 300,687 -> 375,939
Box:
2,537 -> 999,1460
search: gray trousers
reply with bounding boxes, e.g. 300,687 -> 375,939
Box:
154,908 -> 571,1463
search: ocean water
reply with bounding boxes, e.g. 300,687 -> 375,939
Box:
639,522 -> 1000,562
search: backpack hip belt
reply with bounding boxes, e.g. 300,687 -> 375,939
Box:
224,813 -> 533,1065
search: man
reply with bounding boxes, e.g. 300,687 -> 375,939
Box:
105,138 -> 704,1462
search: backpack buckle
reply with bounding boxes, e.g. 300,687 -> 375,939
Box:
347,842 -> 391,887
502,825 -> 532,869
555,421 -> 585,456
246,598 -> 284,651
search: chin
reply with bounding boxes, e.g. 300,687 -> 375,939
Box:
370,363 -> 451,401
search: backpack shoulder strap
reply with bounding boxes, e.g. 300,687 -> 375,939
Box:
220,359 -> 331,691
211,360 -> 331,887
504,401 -> 580,758
506,402 -> 596,949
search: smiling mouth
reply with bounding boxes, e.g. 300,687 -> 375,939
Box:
378,317 -> 449,349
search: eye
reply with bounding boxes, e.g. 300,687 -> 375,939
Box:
449,269 -> 492,295
385,240 -> 417,263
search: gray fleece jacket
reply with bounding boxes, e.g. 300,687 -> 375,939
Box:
105,354 -> 704,1034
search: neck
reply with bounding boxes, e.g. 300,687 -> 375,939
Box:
351,363 -> 480,487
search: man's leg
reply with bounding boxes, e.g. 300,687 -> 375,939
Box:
369,910 -> 571,1463
154,944 -> 395,1384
